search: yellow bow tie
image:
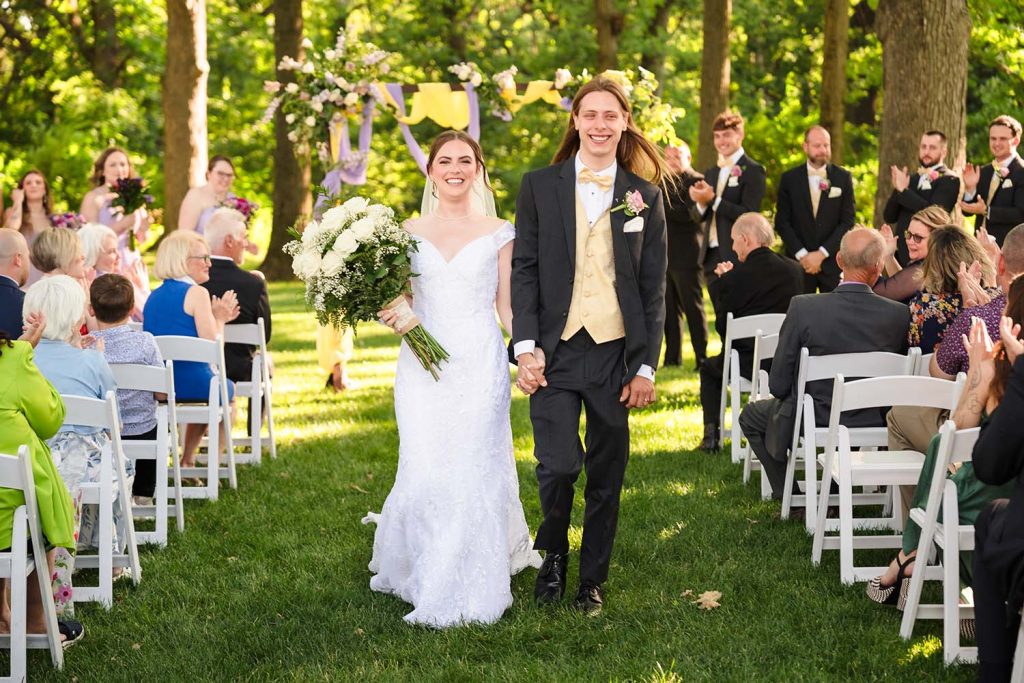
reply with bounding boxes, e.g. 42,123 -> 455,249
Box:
578,167 -> 613,192
717,155 -> 731,168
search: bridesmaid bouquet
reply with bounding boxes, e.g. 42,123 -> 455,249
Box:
220,196 -> 260,225
283,196 -> 449,379
109,177 -> 154,250
49,212 -> 86,230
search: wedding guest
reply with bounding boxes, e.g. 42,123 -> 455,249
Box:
317,325 -> 355,391
25,275 -> 133,600
30,227 -> 86,280
873,206 -> 950,304
662,142 -> 707,368
697,213 -> 802,451
0,229 -> 29,338
689,111 -> 767,317
907,225 -> 996,354
0,323 -> 81,646
178,155 -> 238,234
80,147 -> 151,272
201,209 -> 272,383
90,274 -> 164,503
961,115 -> 1024,246
3,169 -> 53,241
144,231 -> 239,469
883,130 -> 961,265
867,311 -> 1019,610
78,222 -> 146,321
739,228 -> 910,501
972,332 -> 1024,681
775,125 -> 855,293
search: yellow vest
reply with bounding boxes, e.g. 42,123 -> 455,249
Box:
561,192 -> 626,343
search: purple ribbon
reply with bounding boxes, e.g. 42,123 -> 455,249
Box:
465,82 -> 480,141
385,83 -> 428,175
314,101 -> 375,216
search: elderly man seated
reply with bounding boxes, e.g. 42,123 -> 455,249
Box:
738,227 -> 911,502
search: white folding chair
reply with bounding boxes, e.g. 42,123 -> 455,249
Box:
782,349 -> 919,531
1013,608 -> 1024,683
914,350 -> 933,376
900,420 -> 980,664
718,312 -> 787,463
223,317 -> 276,464
154,335 -> 236,501
811,374 -> 965,585
61,392 -> 142,608
742,331 -> 779,491
126,321 -> 143,332
109,362 -> 185,545
0,446 -> 64,680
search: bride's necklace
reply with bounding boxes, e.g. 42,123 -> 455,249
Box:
433,212 -> 473,220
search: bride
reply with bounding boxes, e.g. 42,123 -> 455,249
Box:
366,130 -> 541,627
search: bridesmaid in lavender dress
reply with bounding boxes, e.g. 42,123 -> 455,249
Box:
179,155 -> 237,234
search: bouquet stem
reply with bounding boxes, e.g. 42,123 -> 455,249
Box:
385,295 -> 449,380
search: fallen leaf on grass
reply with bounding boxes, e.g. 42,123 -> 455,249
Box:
681,589 -> 693,598
349,484 -> 370,494
693,590 -> 722,610
745,518 -> 759,524
354,628 -> 365,636
132,643 -> 142,650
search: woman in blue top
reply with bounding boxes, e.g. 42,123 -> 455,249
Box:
143,231 -> 239,469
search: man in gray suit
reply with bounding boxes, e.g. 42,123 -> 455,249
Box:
738,227 -> 911,500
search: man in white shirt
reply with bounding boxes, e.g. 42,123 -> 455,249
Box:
961,114 -> 1024,245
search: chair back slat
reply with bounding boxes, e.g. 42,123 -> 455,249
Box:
832,374 -> 965,416
154,335 -> 221,365
728,313 -> 787,341
915,351 -> 933,376
804,350 -> 915,383
0,452 -> 25,492
61,394 -> 115,431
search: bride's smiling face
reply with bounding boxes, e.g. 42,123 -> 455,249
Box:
429,140 -> 480,201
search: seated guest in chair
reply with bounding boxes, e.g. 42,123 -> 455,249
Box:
873,206 -> 949,304
697,213 -> 803,451
0,319 -> 82,646
143,231 -> 239,470
738,227 -> 911,501
90,274 -> 165,505
867,288 -> 1024,609
25,275 -> 133,601
200,208 -> 272,384
0,229 -> 30,338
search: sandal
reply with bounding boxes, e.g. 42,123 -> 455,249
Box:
866,554 -> 915,607
58,620 -> 85,648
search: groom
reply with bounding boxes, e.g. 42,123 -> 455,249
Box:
511,76 -> 667,615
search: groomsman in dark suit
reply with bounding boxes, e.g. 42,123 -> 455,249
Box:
775,126 -> 855,293
689,111 -> 767,317
882,130 -> 960,265
960,115 -> 1024,246
0,229 -> 29,338
662,142 -> 708,369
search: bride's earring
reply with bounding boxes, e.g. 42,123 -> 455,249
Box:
430,179 -> 438,198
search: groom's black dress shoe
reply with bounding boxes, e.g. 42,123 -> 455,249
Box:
573,583 -> 603,616
534,552 -> 568,605
699,423 -> 720,452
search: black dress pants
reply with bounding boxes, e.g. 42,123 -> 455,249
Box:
529,330 -> 628,585
974,499 -> 1021,682
124,425 -> 159,498
663,267 -> 707,366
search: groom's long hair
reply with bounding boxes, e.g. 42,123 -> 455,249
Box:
552,76 -> 668,186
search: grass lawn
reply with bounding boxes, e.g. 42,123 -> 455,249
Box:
27,281 -> 974,682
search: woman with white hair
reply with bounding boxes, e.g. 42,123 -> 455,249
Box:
25,275 -> 134,607
78,222 -> 148,321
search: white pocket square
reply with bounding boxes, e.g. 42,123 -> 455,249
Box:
1004,178 -> 1014,189
623,216 -> 644,233
727,176 -> 739,188
828,186 -> 842,198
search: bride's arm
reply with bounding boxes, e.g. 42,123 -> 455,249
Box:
496,241 -> 514,335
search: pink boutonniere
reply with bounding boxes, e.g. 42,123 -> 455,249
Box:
818,178 -> 830,192
927,169 -> 940,182
995,164 -> 1010,179
611,189 -> 648,217
730,165 -> 743,178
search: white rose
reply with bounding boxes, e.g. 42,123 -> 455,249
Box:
344,92 -> 359,106
300,221 -> 321,245
319,205 -> 349,233
554,68 -> 572,90
301,37 -> 314,49
305,116 -> 317,127
287,131 -> 299,143
367,204 -> 393,222
470,72 -> 483,87
311,101 -> 324,113
285,82 -> 299,94
344,196 -> 370,213
320,250 -> 345,276
285,113 -> 296,124
334,76 -> 349,89
349,216 -> 376,242
325,49 -> 337,61
333,231 -> 359,258
292,250 -> 322,279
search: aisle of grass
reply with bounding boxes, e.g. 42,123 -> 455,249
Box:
30,281 -> 972,682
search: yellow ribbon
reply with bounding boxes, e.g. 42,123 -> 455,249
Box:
377,80 -> 565,127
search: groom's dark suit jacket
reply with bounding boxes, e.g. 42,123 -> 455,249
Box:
511,159 -> 667,383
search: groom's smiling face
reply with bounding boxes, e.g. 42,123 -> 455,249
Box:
574,91 -> 628,168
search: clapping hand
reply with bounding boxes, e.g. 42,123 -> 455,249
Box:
957,260 -> 991,309
962,316 -> 997,384
713,260 -> 734,277
79,334 -> 105,353
960,195 -> 986,215
18,311 -> 45,348
10,187 -> 23,208
963,162 -> 981,192
999,315 -> 1024,364
688,180 -> 715,205
976,225 -> 1000,267
879,224 -> 898,259
890,165 -> 910,192
515,348 -> 547,395
212,289 -> 240,323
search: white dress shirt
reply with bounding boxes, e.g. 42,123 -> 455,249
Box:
514,152 -> 655,382
795,162 -> 831,260
963,152 -> 1019,202
701,147 -> 745,249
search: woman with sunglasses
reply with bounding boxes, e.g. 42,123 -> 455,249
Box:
873,206 -> 950,304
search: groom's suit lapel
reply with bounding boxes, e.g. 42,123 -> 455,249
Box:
556,160 -> 578,272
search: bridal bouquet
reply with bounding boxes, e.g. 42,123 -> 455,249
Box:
109,177 -> 154,250
283,196 -> 449,379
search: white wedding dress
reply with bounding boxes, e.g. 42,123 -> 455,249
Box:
364,220 -> 541,628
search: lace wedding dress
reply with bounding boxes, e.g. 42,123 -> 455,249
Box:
364,220 -> 541,627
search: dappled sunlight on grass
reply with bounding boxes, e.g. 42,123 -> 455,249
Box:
899,636 -> 943,665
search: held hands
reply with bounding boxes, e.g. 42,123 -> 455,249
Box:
688,180 -> 715,205
999,315 -> 1024,364
212,289 -> 240,323
713,260 -> 734,277
515,348 -> 547,395
620,375 -> 656,410
18,311 -> 45,348
800,251 -> 825,275
890,165 -> 910,192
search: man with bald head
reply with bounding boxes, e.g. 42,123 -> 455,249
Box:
201,209 -> 272,383
739,227 -> 911,500
0,229 -> 30,337
775,125 -> 856,293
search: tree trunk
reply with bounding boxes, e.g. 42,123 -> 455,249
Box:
594,0 -> 624,72
697,0 -> 731,170
441,1 -> 467,62
262,0 -> 311,278
874,0 -> 970,224
162,0 -> 209,233
89,0 -> 125,88
820,0 -> 849,164
845,1 -> 878,137
640,0 -> 675,94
